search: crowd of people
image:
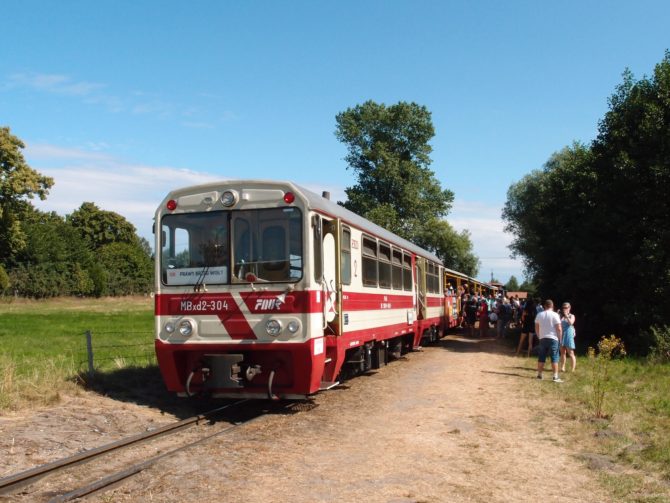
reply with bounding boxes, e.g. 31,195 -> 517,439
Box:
455,290 -> 577,381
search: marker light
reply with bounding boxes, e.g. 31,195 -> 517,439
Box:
166,199 -> 177,211
283,192 -> 295,204
221,190 -> 238,207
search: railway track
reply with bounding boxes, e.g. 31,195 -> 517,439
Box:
0,399 -> 273,501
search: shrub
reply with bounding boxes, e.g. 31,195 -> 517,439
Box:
0,264 -> 9,294
647,325 -> 670,364
588,334 -> 627,418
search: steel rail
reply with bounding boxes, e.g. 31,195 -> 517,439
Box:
0,399 -> 248,495
48,408 -> 272,502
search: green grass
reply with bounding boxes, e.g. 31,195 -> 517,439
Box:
548,354 -> 670,502
0,296 -> 155,411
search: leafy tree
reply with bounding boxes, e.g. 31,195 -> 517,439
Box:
0,126 -> 54,263
0,264 -> 9,293
98,242 -> 153,295
335,101 -> 454,241
503,52 -> 670,351
505,275 -> 520,291
67,202 -> 138,249
519,278 -> 537,296
335,100 -> 477,271
10,209 -> 96,297
416,219 -> 479,277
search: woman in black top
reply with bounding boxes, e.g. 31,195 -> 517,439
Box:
516,298 -> 537,356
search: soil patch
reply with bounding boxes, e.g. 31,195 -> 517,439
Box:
1,334 -> 611,502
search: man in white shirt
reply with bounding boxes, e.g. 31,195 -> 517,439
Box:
534,299 -> 563,382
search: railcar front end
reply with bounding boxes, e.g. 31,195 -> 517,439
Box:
154,181 -> 324,399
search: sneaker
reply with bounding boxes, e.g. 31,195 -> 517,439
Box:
536,374 -> 543,380
552,377 -> 563,383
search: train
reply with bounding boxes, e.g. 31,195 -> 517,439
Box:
154,180 -> 496,399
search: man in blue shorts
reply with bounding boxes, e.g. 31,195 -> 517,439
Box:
534,299 -> 563,382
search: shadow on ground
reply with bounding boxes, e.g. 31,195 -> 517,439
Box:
438,327 -> 521,355
76,365 -> 312,420
437,329 -> 543,380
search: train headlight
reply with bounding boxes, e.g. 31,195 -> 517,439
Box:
266,319 -> 282,336
287,320 -> 300,334
179,320 -> 193,337
164,321 -> 176,334
221,190 -> 238,207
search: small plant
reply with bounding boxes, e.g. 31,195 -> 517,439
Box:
588,334 -> 626,418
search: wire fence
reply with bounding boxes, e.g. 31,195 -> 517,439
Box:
79,330 -> 156,377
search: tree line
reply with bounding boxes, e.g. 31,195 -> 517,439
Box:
0,127 -> 152,297
503,51 -> 670,353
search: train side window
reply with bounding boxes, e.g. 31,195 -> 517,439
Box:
313,215 -> 322,282
362,235 -> 378,287
403,252 -> 412,291
378,242 -> 391,289
392,248 -> 402,290
341,227 -> 351,285
430,262 -> 439,293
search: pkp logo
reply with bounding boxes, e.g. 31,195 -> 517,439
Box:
254,297 -> 283,311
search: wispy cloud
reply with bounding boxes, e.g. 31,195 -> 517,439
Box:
27,143 -> 112,161
448,198 -> 525,281
25,143 -> 220,237
8,72 -> 105,96
3,71 -> 235,125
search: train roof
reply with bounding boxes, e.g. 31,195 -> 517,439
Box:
162,179 -> 443,265
293,182 -> 443,265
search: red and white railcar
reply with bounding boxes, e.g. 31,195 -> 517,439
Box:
154,180 -> 446,399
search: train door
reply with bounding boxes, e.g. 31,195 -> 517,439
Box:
315,215 -> 341,335
415,257 -> 426,320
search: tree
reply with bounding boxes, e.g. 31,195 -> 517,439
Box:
519,278 -> 537,296
98,242 -> 153,295
335,101 -> 454,241
67,202 -> 138,249
503,52 -> 670,351
0,126 -> 54,263
0,264 -> 9,293
415,219 -> 479,277
10,208 -> 96,297
335,100 -> 477,271
505,275 -> 520,291
66,203 -> 153,296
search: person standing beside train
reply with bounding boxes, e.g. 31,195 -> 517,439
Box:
534,299 -> 563,382
516,297 -> 536,356
559,302 -> 577,372
478,298 -> 489,338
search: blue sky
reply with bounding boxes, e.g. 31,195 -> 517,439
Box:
2,0 -> 669,283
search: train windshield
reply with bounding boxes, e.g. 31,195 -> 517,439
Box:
160,207 -> 303,286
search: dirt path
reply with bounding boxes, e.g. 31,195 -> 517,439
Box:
1,334 -> 611,502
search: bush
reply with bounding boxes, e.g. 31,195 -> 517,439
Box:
647,325 -> 670,364
0,264 -> 9,294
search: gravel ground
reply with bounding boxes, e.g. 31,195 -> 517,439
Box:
0,334 -> 611,502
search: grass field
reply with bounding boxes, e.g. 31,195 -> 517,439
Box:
0,296 -> 154,410
2,298 -> 669,502
543,353 -> 670,502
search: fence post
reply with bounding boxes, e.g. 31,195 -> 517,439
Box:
86,330 -> 94,379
